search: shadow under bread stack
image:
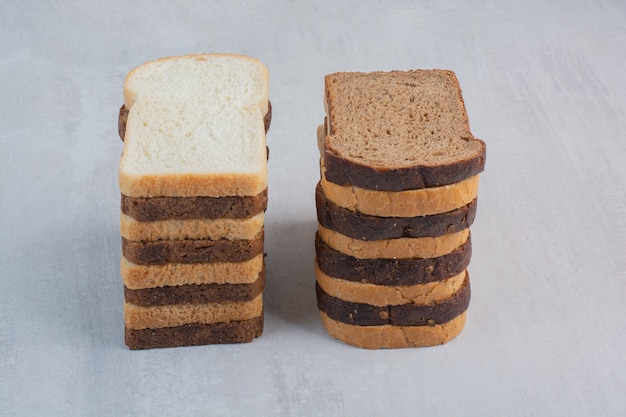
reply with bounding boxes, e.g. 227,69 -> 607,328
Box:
117,54 -> 270,349
315,70 -> 486,349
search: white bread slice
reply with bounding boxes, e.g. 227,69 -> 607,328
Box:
317,124 -> 480,217
124,294 -> 263,330
315,263 -> 466,307
119,212 -> 264,241
119,54 -> 269,197
121,254 -> 264,289
319,310 -> 466,349
320,169 -> 479,217
317,225 -> 469,259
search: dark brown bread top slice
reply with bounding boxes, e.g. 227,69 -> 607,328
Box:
124,267 -> 265,306
118,101 -> 272,141
121,189 -> 268,221
122,231 -> 264,265
323,70 -> 486,190
316,273 -> 470,326
315,233 -> 471,286
315,182 -> 477,240
125,314 -> 263,349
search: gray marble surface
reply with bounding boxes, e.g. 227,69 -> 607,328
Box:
2,0 -> 625,415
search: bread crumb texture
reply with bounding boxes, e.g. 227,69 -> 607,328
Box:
119,54 -> 269,197
325,70 -> 482,169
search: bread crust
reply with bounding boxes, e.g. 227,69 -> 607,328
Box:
315,233 -> 471,286
122,230 -> 264,265
121,255 -> 264,289
316,182 -> 477,239
318,225 -> 469,259
124,267 -> 265,306
323,148 -> 485,191
124,293 -> 263,330
118,101 -> 272,142
319,310 -> 466,349
121,189 -> 267,221
320,172 -> 480,218
316,262 -> 466,306
125,314 -> 263,349
120,212 -> 264,241
119,171 -> 268,198
316,276 -> 470,326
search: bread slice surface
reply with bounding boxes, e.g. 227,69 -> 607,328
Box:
319,310 -> 466,349
119,54 -> 269,197
323,70 -> 485,190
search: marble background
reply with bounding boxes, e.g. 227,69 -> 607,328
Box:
1,0 -> 625,415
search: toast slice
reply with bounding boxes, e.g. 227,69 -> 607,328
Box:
322,70 -> 486,191
120,255 -> 264,289
316,275 -> 470,327
125,315 -> 264,349
119,212 -> 264,241
319,311 -> 466,349
315,233 -> 471,286
315,182 -> 477,239
119,54 -> 269,197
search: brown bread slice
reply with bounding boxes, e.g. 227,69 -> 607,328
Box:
323,70 -> 486,191
316,182 -> 477,239
315,233 -> 471,286
124,267 -> 265,306
125,314 -> 263,349
121,189 -> 268,222
121,230 -> 264,265
316,263 -> 467,307
316,274 -> 470,327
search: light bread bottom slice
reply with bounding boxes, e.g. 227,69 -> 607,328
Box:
318,225 -> 469,259
120,212 -> 264,241
319,310 -> 467,349
121,254 -> 264,289
316,262 -> 466,306
124,294 -> 262,330
125,314 -> 263,349
320,171 -> 479,218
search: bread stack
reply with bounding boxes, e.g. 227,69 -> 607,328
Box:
117,54 -> 270,349
315,70 -> 486,349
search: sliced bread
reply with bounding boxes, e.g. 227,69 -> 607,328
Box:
318,311 -> 467,349
119,54 -> 269,197
125,315 -> 264,350
323,70 -> 486,190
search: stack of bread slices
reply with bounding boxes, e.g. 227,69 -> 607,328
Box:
315,70 -> 486,349
117,54 -> 270,349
